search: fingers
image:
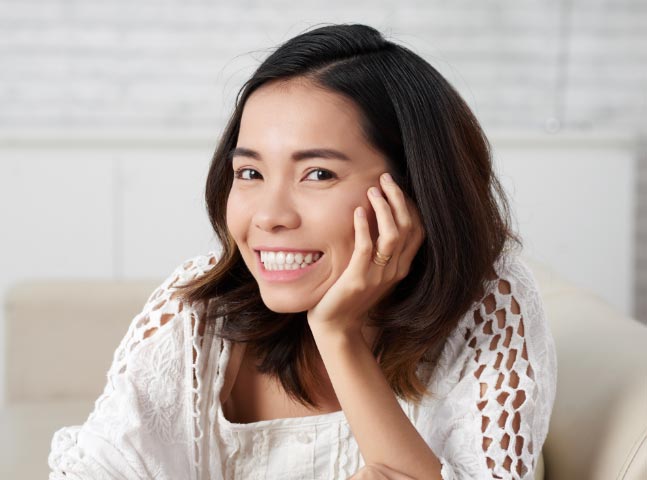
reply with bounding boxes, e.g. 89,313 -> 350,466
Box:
369,173 -> 425,280
350,205 -> 375,278
379,173 -> 412,235
367,184 -> 399,257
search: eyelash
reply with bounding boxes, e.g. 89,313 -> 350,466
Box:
233,167 -> 336,182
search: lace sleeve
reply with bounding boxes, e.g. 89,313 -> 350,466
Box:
417,255 -> 557,480
48,253 -> 217,480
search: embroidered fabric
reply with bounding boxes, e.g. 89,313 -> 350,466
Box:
414,253 -> 558,479
48,249 -> 557,480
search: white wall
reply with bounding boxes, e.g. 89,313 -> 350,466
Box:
1,1 -> 645,133
0,138 -> 218,407
492,131 -> 637,316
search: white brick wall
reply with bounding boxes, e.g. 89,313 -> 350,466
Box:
1,0 -> 644,134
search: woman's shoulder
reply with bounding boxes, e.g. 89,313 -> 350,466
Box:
491,247 -> 544,305
107,250 -> 222,372
428,247 -> 554,374
151,249 -> 221,303
459,247 -> 548,338
424,247 -> 557,407
449,248 -> 557,385
144,249 -> 221,325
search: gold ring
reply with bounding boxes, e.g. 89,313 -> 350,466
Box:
372,249 -> 392,267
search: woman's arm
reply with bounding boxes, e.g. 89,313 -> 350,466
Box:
311,325 -> 443,480
307,174 -> 440,479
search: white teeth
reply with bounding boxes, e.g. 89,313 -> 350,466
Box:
274,263 -> 298,270
259,250 -> 322,271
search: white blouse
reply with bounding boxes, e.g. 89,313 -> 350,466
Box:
48,249 -> 557,479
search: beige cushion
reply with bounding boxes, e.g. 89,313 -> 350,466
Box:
4,279 -> 160,403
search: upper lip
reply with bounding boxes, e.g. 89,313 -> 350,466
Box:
254,246 -> 322,253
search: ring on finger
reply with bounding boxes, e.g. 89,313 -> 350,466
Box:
372,248 -> 392,267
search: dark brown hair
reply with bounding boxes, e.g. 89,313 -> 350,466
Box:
174,23 -> 521,407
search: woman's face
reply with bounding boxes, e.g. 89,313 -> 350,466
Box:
226,78 -> 390,313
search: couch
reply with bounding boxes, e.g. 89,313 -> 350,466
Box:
1,257 -> 646,479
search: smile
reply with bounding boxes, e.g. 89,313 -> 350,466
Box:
255,250 -> 324,282
259,250 -> 322,270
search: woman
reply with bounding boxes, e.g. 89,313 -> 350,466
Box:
49,24 -> 557,479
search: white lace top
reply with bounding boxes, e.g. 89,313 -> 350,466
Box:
48,250 -> 557,480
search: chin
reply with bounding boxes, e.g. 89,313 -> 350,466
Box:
259,290 -> 317,314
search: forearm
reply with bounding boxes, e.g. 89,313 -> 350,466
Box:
310,327 -> 443,480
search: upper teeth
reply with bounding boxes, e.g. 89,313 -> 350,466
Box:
260,251 -> 321,270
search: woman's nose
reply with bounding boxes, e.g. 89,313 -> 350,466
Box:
252,187 -> 301,232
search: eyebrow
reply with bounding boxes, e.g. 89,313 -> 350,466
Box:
227,147 -> 351,162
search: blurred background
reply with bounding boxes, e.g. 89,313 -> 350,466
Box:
0,0 -> 645,409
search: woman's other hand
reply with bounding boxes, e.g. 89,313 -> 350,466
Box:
307,172 -> 425,339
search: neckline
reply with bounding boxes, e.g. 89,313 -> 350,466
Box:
213,334 -> 422,432
215,338 -> 349,432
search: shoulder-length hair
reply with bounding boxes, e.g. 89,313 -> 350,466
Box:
174,23 -> 521,408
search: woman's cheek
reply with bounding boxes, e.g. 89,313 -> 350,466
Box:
225,192 -> 246,235
227,188 -> 250,213
225,195 -> 236,227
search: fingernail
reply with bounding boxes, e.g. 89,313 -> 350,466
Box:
381,173 -> 393,183
356,206 -> 365,217
369,187 -> 381,197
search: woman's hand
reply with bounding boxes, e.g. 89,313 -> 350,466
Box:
307,172 -> 425,339
348,463 -> 418,480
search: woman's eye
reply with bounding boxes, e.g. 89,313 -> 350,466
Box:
305,168 -> 336,181
233,168 -> 261,180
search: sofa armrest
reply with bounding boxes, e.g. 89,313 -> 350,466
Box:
525,257 -> 647,480
0,401 -> 94,479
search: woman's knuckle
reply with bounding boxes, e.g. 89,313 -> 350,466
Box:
384,237 -> 398,250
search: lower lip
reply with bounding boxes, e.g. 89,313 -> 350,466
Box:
256,251 -> 323,282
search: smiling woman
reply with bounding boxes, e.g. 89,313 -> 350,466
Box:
48,23 -> 557,480
226,79 -> 392,316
